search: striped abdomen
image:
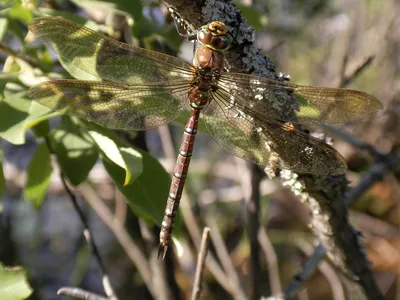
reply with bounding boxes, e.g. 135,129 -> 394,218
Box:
158,86 -> 209,259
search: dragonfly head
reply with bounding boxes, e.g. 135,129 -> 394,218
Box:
197,21 -> 232,52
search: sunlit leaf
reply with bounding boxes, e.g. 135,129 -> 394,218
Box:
50,117 -> 98,186
8,4 -> 32,24
0,18 -> 8,41
0,262 -> 32,300
0,73 -> 18,96
24,142 -> 52,209
89,129 -> 142,186
0,92 -> 60,145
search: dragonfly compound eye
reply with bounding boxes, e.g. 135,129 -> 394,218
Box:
197,26 -> 212,45
210,35 -> 231,51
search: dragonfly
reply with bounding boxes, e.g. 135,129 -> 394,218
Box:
28,17 -> 382,259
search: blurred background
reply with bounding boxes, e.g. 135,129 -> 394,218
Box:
0,0 -> 399,299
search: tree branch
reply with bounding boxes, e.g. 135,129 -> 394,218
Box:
191,227 -> 211,300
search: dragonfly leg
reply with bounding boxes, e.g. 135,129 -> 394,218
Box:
158,243 -> 168,260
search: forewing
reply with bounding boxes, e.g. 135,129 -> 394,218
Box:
205,90 -> 347,175
28,80 -> 189,130
218,72 -> 382,125
28,17 -> 194,84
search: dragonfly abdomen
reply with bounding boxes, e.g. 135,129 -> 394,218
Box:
159,107 -> 202,259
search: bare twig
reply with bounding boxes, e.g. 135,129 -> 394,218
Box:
57,287 -> 108,300
283,242 -> 345,300
340,55 -> 375,88
180,191 -> 239,294
258,227 -> 282,295
322,126 -> 386,160
205,216 -> 247,300
44,137 -> 117,300
0,42 -> 39,67
78,183 -> 153,295
283,244 -> 326,299
339,54 -> 375,88
191,227 -> 211,300
344,153 -> 400,206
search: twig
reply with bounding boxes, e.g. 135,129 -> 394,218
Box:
205,216 -> 247,300
57,287 -> 108,300
78,183 -> 153,292
44,137 -> 117,300
191,227 -> 211,300
180,191 -> 237,295
344,152 -> 400,206
0,42 -> 39,67
283,244 -> 326,298
323,127 -> 400,205
283,242 -> 345,300
258,227 -> 282,295
322,126 -> 386,160
340,55 -> 375,88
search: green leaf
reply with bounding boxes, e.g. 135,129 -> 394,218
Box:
31,119 -> 50,138
0,73 -> 18,96
6,18 -> 24,43
0,263 -> 32,300
8,4 -> 32,24
50,117 -> 98,186
102,148 -> 170,225
32,8 -> 89,24
132,18 -> 162,40
88,130 -> 142,186
24,142 -> 52,209
114,0 -> 143,21
0,91 -> 60,145
0,18 -> 8,41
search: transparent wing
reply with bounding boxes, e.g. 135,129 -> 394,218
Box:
29,17 -> 194,84
28,80 -> 190,130
204,90 -> 347,175
218,72 -> 382,125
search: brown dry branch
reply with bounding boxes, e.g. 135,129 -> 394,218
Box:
191,227 -> 211,300
258,226 -> 282,296
78,183 -> 155,295
57,287 -> 109,300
